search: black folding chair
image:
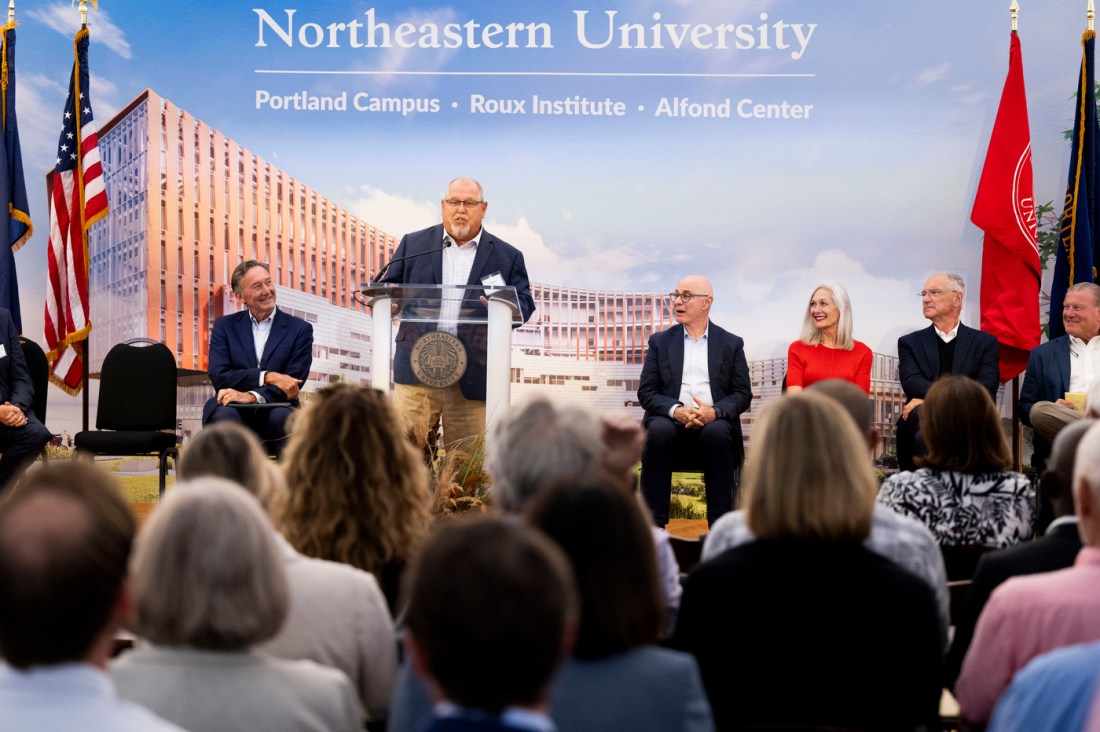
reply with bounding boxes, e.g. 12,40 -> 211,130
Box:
74,339 -> 179,497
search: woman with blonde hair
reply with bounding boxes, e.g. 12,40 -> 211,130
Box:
674,392 -> 941,730
786,281 -> 872,393
878,375 -> 1033,547
277,383 -> 433,613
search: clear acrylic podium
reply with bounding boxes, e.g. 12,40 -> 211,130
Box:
361,283 -> 524,431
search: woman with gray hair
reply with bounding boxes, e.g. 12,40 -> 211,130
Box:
785,281 -> 872,393
178,423 -> 398,722
110,478 -> 364,732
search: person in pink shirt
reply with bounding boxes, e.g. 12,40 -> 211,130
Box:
955,420 -> 1100,724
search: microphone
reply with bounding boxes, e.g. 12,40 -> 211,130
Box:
369,239 -> 452,285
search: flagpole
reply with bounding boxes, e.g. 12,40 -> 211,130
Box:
78,0 -> 88,430
1090,0 -> 1095,32
1010,0 -> 1018,32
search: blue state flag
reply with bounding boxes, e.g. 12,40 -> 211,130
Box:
1051,30 -> 1100,340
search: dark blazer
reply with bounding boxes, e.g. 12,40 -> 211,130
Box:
0,308 -> 34,410
637,322 -> 753,428
202,307 -> 313,423
898,323 -> 1000,400
424,717 -> 541,732
378,224 -> 534,401
1018,335 -> 1071,426
388,646 -> 714,732
945,520 -> 1083,689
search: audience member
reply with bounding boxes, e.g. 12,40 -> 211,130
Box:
704,379 -> 950,643
111,478 -> 364,731
945,419 -> 1090,689
986,639 -> 1100,732
276,383 -> 433,613
486,396 -> 681,633
403,517 -> 575,732
637,274 -> 752,527
391,482 -> 714,732
895,272 -> 999,470
675,392 -> 941,730
0,462 -> 184,731
785,281 -> 872,393
877,375 -> 1033,546
178,422 -> 397,720
954,419 -> 1100,724
525,481 -> 713,731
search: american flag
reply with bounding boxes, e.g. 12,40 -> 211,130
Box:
45,28 -> 107,394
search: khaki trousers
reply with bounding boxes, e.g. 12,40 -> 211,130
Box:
1029,400 -> 1083,445
393,383 -> 486,451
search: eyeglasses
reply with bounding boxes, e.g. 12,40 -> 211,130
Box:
443,199 -> 484,209
918,289 -> 957,298
669,291 -> 711,303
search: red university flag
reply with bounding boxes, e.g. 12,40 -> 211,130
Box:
971,31 -> 1040,384
44,28 -> 107,394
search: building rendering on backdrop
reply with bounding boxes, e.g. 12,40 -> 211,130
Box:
88,88 -> 905,456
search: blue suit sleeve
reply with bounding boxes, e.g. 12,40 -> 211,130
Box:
638,333 -> 678,419
714,337 -> 753,418
1017,348 -> 1044,427
207,316 -> 260,392
509,249 -> 535,326
4,314 -> 33,408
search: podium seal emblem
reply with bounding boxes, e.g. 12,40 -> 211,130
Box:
411,332 -> 468,388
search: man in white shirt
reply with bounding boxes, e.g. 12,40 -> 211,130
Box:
1020,282 -> 1100,450
0,462 -> 184,731
202,260 -> 314,456
637,274 -> 753,528
379,179 -> 534,450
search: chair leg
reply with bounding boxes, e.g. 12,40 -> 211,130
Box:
159,451 -> 167,499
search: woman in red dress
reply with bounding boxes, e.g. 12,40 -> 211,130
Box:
786,282 -> 872,394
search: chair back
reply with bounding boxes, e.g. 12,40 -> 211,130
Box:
940,544 -> 998,582
96,340 -> 177,431
18,336 -> 49,423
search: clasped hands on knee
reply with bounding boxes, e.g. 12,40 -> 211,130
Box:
216,371 -> 302,406
0,402 -> 27,427
674,397 -> 716,429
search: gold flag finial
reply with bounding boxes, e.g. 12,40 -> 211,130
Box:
1010,0 -> 1019,31
72,0 -> 97,28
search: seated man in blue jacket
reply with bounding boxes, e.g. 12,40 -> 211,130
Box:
202,260 -> 313,457
1019,282 -> 1100,455
0,308 -> 51,491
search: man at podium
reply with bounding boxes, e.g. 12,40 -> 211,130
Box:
379,178 -> 534,449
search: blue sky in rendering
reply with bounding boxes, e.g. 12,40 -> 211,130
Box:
3,0 -> 1095,426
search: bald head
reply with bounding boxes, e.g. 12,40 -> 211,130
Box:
672,275 -> 714,334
